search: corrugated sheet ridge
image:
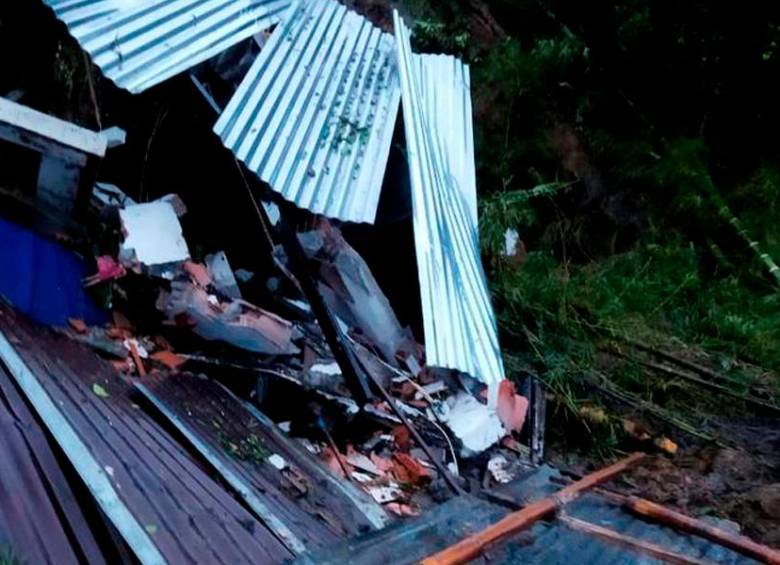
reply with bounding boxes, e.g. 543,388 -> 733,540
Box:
215,0 -> 400,223
42,0 -> 289,92
394,12 -> 504,384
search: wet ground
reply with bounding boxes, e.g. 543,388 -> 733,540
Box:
626,422 -> 780,546
548,360 -> 780,548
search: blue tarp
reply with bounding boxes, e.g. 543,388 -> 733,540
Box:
0,216 -> 107,326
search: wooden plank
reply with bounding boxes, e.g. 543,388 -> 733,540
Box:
136,372 -> 386,545
0,97 -> 106,157
559,515 -> 714,565
134,383 -> 307,555
603,491 -> 780,565
0,330 -> 164,565
0,304 -> 293,565
0,369 -> 109,564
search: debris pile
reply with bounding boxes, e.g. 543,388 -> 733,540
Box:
68,185 -> 539,515
3,2 -> 780,563
0,0 -> 543,523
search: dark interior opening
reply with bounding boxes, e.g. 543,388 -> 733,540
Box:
0,138 -> 41,203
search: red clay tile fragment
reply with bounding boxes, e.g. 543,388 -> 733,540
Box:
392,426 -> 411,450
68,318 -> 88,334
370,453 -> 395,474
501,436 -> 525,453
385,502 -> 420,517
393,453 -> 432,484
322,447 -> 352,479
496,380 -> 529,433
184,261 -> 212,287
150,350 -> 186,371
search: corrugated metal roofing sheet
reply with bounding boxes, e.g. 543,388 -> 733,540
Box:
42,0 -> 123,27
214,0 -> 401,224
42,0 -> 290,93
393,13 -> 504,385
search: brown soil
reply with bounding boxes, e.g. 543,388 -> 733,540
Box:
624,435 -> 780,547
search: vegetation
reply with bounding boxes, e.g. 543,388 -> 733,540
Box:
403,0 -> 780,446
220,432 -> 270,464
0,546 -> 23,565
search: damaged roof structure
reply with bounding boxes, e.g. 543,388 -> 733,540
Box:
39,0 -> 502,386
42,0 -> 291,93
394,14 -> 504,385
214,0 -> 400,223
2,1 -> 780,564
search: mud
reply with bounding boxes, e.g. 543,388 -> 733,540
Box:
624,435 -> 779,547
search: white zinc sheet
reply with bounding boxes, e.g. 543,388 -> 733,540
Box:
42,0 -> 290,93
214,0 -> 401,224
394,11 -> 504,385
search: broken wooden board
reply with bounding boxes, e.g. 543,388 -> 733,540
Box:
135,371 -> 387,554
0,303 -> 292,565
0,365 -> 108,565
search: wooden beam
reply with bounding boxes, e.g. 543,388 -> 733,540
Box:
559,515 -> 713,565
421,452 -> 645,565
606,492 -> 780,565
0,97 -> 106,157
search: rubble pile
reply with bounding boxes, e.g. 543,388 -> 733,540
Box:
64,186 -> 539,516
0,0 -> 543,550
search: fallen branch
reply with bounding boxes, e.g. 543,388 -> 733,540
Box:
623,338 -> 747,388
559,515 -> 713,565
586,372 -> 718,443
606,349 -> 780,416
421,452 -> 645,565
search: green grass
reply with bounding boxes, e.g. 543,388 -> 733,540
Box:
220,432 -> 270,464
486,234 -> 780,407
0,546 -> 24,565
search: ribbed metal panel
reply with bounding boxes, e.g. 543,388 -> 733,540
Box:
42,0 -> 290,93
214,0 -> 401,224
43,0 -> 123,27
394,12 -> 504,385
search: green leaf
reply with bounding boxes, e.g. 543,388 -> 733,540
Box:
92,383 -> 109,398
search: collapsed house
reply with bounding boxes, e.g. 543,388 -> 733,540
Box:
1,1 -> 779,564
